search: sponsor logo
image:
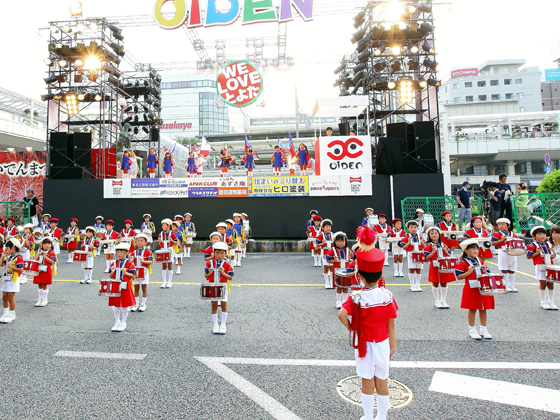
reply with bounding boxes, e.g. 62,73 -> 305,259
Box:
349,177 -> 362,183
112,180 -> 123,186
326,138 -> 364,161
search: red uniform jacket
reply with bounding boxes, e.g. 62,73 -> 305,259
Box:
204,259 -> 234,283
437,221 -> 460,248
455,258 -> 494,310
526,241 -> 554,266
108,258 -> 136,307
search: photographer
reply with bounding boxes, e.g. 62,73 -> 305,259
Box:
497,173 -> 513,223
456,181 -> 471,230
488,183 -> 502,230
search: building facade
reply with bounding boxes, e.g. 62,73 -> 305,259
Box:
542,81 -> 560,111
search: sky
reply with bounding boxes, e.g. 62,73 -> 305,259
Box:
1,0 -> 559,131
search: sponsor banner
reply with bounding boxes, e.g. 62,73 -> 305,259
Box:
248,176 -> 309,197
159,178 -> 189,188
159,177 -> 189,198
189,187 -> 218,198
131,178 -> 160,198
340,175 -> 372,196
217,176 -> 248,197
451,68 -> 478,78
308,175 -> 341,196
316,136 -> 372,176
218,187 -> 248,198
104,179 -> 131,198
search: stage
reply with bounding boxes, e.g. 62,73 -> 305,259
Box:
43,173 -> 444,238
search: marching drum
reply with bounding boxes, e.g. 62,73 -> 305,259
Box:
99,240 -> 115,250
545,266 -> 560,283
505,238 -> 526,256
134,229 -> 141,236
33,228 -> 44,238
334,268 -> 353,288
155,249 -> 171,262
366,214 -> 379,228
119,236 -> 133,243
200,283 -> 226,300
421,214 -> 435,229
22,260 -> 40,277
95,229 -> 106,238
411,251 -> 426,264
73,251 -> 88,262
433,257 -> 457,273
142,228 -> 153,236
98,279 -> 122,297
478,274 -> 507,296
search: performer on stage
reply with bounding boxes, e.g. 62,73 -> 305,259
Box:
64,218 -> 80,263
244,148 -> 255,177
316,219 -> 335,288
338,229 -> 397,420
182,213 -> 195,258
130,234 -> 152,312
325,231 -> 352,308
159,219 -> 174,288
271,145 -> 285,176
374,214 -> 391,266
121,150 -> 130,178
492,218 -> 520,293
0,239 -> 23,324
186,151 -> 197,178
219,147 -> 231,178
232,213 -> 245,267
437,211 -> 460,254
19,223 -> 35,284
527,226 -> 557,310
162,152 -> 174,178
307,215 -> 323,266
102,220 -> 120,273
464,216 -> 493,261
33,237 -> 56,307
423,227 -> 454,309
80,226 -> 99,284
204,242 -> 234,335
108,243 -> 136,332
388,218 -> 406,277
455,239 -> 494,340
147,147 -> 158,178
400,221 -> 425,292
297,143 -> 310,176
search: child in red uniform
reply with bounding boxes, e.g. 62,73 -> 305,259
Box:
317,219 -> 335,288
423,227 -> 455,309
170,221 -> 184,275
80,226 -> 99,284
438,211 -> 460,254
64,218 -> 80,263
338,228 -> 397,420
374,214 -> 391,266
400,221 -> 425,292
455,239 -> 494,340
204,242 -> 234,334
119,219 -> 136,254
388,218 -> 406,277
464,216 -> 493,261
158,219 -> 174,288
20,223 -> 35,284
102,220 -> 120,273
47,218 -> 64,270
33,237 -> 56,307
215,222 -> 233,256
325,232 -> 352,309
130,234 -> 153,312
108,243 -> 136,332
204,232 -> 222,261
492,218 -> 520,293
5,218 -> 18,237
0,239 -> 24,324
526,226 -> 557,310
307,215 -> 323,267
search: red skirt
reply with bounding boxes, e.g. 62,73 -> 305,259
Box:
460,281 -> 495,310
479,248 -> 493,259
34,266 -> 53,285
67,241 -> 79,250
442,236 -> 460,249
108,279 -> 135,307
427,260 -> 456,284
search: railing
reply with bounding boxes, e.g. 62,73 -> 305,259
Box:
512,193 -> 560,232
400,196 -> 483,225
0,201 -> 31,226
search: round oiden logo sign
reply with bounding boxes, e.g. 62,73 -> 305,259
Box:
217,61 -> 263,107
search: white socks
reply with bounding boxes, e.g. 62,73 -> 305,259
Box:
361,393 -> 374,420
336,293 -> 342,303
168,269 -> 173,284
135,297 -> 139,306
142,297 -> 147,304
113,306 -> 120,323
384,250 -> 389,264
539,289 -> 547,303
43,289 -> 49,300
415,273 -> 422,288
84,270 -> 88,281
341,292 -> 347,302
187,247 -> 191,257
121,307 -> 129,323
549,288 -> 555,302
38,289 -> 43,299
106,260 -> 111,269
376,394 -> 390,420
441,287 -> 448,302
408,273 -> 415,287
508,273 -> 515,288
149,173 -> 155,178
221,312 -> 228,326
212,314 -> 218,326
398,262 -> 403,273
432,286 -> 439,301
393,263 -> 398,273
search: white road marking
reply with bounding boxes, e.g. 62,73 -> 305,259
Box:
54,350 -> 146,360
196,357 -> 303,420
429,371 -> 560,414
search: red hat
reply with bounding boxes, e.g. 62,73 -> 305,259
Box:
106,219 -> 115,225
70,218 -> 79,223
124,219 -> 133,225
391,218 -> 402,225
357,226 -> 377,252
7,217 -> 15,222
442,211 -> 452,216
470,216 -> 482,224
50,218 -> 59,223
356,248 -> 385,274
378,214 -> 387,218
312,215 -> 322,221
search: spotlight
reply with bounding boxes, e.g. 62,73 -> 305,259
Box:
108,24 -> 122,34
373,62 -> 386,72
356,36 -> 371,53
134,127 -> 139,135
54,93 -> 63,100
357,51 -> 371,63
334,64 -> 345,75
372,79 -> 387,89
90,22 -> 99,31
149,72 -> 161,83
143,114 -> 149,122
351,29 -> 365,44
419,22 -> 435,32
59,60 -> 69,68
418,77 -> 427,88
153,102 -> 161,109
103,64 -> 121,78
83,55 -> 101,71
108,76 -> 121,87
387,80 -> 396,89
114,32 -> 125,42
76,43 -> 86,54
353,17 -> 365,29
408,61 -> 419,70
391,46 -> 401,55
50,25 -> 58,33
74,59 -> 84,67
427,78 -> 441,87
44,58 -> 53,66
57,75 -> 66,83
41,93 -> 55,101
374,45 -> 386,56
76,23 -> 85,32
333,79 -> 343,87
123,116 -> 133,123
70,1 -> 83,17
422,43 -> 435,54
352,71 -> 364,85
44,76 -> 58,85
353,10 -> 366,22
408,44 -> 419,54
66,93 -> 79,115
110,42 -> 124,54
124,106 -> 133,113
62,25 -> 71,33
142,127 -> 149,134
95,94 -> 102,101
418,3 -> 432,13
407,5 -> 417,13
391,61 -> 401,72
423,58 -> 438,70
74,74 -> 83,83
353,63 -> 367,73
89,73 -> 98,82
149,113 -> 157,121
48,43 -> 57,52
77,93 -> 85,100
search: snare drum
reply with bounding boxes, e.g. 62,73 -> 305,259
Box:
142,228 -> 153,236
73,250 -> 88,262
334,268 -> 352,288
200,283 -> 226,300
545,265 -> 560,283
155,249 -> 171,262
22,260 -> 40,277
478,274 -> 507,296
421,214 -> 435,229
434,257 -> 457,273
505,238 -> 526,256
95,229 -> 106,238
411,252 -> 426,264
98,279 -> 121,297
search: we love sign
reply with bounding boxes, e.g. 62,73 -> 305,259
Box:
154,0 -> 314,29
217,61 -> 262,107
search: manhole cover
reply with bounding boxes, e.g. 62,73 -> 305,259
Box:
336,376 -> 413,409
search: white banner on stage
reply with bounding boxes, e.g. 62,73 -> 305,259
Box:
340,175 -> 372,196
103,179 -> 131,198
308,175 -> 341,196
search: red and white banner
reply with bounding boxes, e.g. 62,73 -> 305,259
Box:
451,68 -> 478,78
314,136 -> 372,176
0,151 -> 46,213
217,61 -> 263,107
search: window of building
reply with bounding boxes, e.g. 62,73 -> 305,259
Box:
444,86 -> 448,93
555,88 -> 558,92
478,95 -> 487,101
520,107 -> 525,112
466,96 -> 473,102
461,166 -> 474,175
504,79 -> 512,85
505,93 -> 513,99
171,82 -> 181,89
454,97 -> 461,103
465,82 -> 472,88
515,163 -> 527,175
477,81 -> 486,87
515,78 -> 523,84
516,92 -> 524,99
492,94 -> 500,100
490,80 -> 499,86
453,83 -> 459,89
532,161 -> 545,174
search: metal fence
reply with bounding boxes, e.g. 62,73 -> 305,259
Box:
0,201 -> 31,226
512,193 -> 560,232
401,196 -> 483,226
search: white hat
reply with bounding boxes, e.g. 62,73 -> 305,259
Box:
321,219 -> 332,227
496,218 -> 510,225
37,236 -> 52,245
233,213 -> 242,217
134,233 -> 149,241
333,231 -> 346,239
172,221 -> 181,227
115,242 -> 130,251
241,213 -> 248,217
216,222 -> 227,228
460,238 -> 479,250
209,231 -> 221,239
85,226 -> 96,232
43,213 -> 51,218
143,214 -> 151,218
161,218 -> 173,225
415,208 -> 424,213
8,238 -> 22,251
212,242 -> 228,251
23,223 -> 34,229
365,207 -> 374,212
184,212 -> 192,217
425,226 -> 441,235
95,215 -> 104,220
174,214 -> 183,220
225,219 -> 234,224
530,226 -> 546,236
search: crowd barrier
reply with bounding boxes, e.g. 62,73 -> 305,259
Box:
512,193 -> 560,232
400,196 -> 483,224
0,201 -> 30,226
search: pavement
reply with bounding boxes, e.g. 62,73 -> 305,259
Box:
1,250 -> 560,420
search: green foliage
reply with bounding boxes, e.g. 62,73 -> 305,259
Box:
537,169 -> 560,193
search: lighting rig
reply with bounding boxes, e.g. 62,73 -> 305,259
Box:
334,0 -> 440,138
42,17 -> 162,179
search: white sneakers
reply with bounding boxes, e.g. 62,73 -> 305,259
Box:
480,327 -> 492,339
219,324 -> 227,334
469,327 -> 482,340
160,282 -> 166,289
111,322 -> 120,331
104,268 -> 110,273
166,282 -> 172,288
130,304 -> 139,312
411,285 -> 422,292
40,298 -> 48,307
86,279 -> 92,284
435,301 -> 443,309
549,301 -> 559,310
0,313 -> 15,323
394,271 -> 398,277
469,326 -> 492,340
176,267 -> 181,275
35,298 -> 42,307
440,301 -> 449,309
336,301 -> 342,309
111,322 -> 127,332
138,303 -> 147,312
541,301 -> 552,310
212,324 -> 220,334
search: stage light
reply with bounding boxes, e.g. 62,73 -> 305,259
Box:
103,64 -> 122,78
108,24 -> 122,35
333,78 -> 343,87
41,93 -> 55,101
334,64 -> 345,75
70,1 -> 83,17
356,36 -> 371,53
149,113 -> 157,121
358,51 -> 371,63
44,76 -> 58,85
391,45 -> 401,55
351,29 -> 365,44
73,59 -> 83,68
352,71 -> 364,85
59,60 -> 68,68
44,58 -> 53,66
423,58 -> 438,70
83,55 -> 101,71
353,63 -> 367,73
62,25 -> 71,33
419,22 -> 435,32
124,106 -> 132,113
142,127 -> 149,134
90,22 -> 99,31
66,93 -> 79,115
54,93 -> 63,100
134,127 -> 139,135
88,73 -> 98,82
57,75 -> 66,83
373,62 -> 386,72
110,42 -> 124,54
408,5 -> 417,13
123,116 -> 133,123
50,25 -> 58,33
408,43 -> 419,54
427,78 -> 441,87
108,76 -> 121,87
143,114 -> 149,122
418,77 -> 427,87
74,74 -> 83,83
149,72 -> 161,83
114,32 -> 124,42
76,23 -> 85,32
422,43 -> 435,54
353,10 -> 366,22
134,115 -> 139,122
354,17 -> 365,29
391,61 -> 401,72
95,94 -> 102,101
48,43 -> 57,52
418,3 -> 432,13
153,102 -> 161,109
374,45 -> 386,56
77,93 -> 85,100
372,79 -> 386,89
340,90 -> 350,97
408,61 -> 419,70
76,43 -> 86,54
387,80 -> 396,89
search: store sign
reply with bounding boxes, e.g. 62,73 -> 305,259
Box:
308,175 -> 341,196
451,68 -> 478,78
315,136 -> 372,176
154,0 -> 314,30
340,175 -> 372,196
159,121 -> 193,131
248,176 -> 308,197
545,68 -> 560,81
217,61 -> 262,107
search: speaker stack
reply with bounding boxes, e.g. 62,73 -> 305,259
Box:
49,132 -> 92,179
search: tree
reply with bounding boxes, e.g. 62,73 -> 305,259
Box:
537,169 -> 560,193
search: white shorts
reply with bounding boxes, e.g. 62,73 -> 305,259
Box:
53,242 -> 60,255
211,288 -> 228,303
392,244 -> 406,256
235,244 -> 243,252
21,249 -> 30,261
355,339 -> 390,380
407,253 -> 424,270
186,237 -> 193,245
535,265 -> 548,281
1,278 -> 20,293
81,256 -> 94,269
378,241 -> 390,251
497,250 -> 517,272
174,252 -> 183,261
133,273 -> 150,285
104,245 -> 115,255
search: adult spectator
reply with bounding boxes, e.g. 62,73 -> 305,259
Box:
325,127 -> 333,136
497,173 -> 513,223
457,181 -> 471,230
23,189 -> 39,226
488,182 -> 502,229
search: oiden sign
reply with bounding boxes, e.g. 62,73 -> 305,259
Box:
314,136 -> 372,176
154,0 -> 314,29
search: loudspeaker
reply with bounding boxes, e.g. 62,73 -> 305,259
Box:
73,132 -> 91,149
50,132 -> 68,150
375,137 -> 404,175
413,139 -> 436,160
338,122 -> 350,136
73,148 -> 92,167
150,127 -> 160,143
413,121 -> 435,141
386,122 -> 408,140
50,132 -> 70,167
49,166 -> 85,179
403,159 -> 438,174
